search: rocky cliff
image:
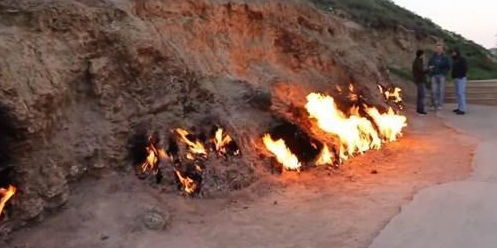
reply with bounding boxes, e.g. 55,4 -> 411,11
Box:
0,0 -> 400,234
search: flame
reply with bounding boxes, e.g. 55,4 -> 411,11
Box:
175,128 -> 207,157
377,85 -> 384,94
262,134 -> 301,171
0,185 -> 16,217
384,87 -> 403,103
348,84 -> 355,92
305,93 -> 381,160
138,137 -> 168,175
366,107 -> 407,142
348,84 -> 359,101
174,169 -> 197,195
213,128 -> 238,156
316,144 -> 334,166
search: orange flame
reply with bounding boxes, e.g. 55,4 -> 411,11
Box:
175,128 -> 207,157
377,85 -> 384,94
0,185 -> 16,217
262,134 -> 302,171
174,169 -> 197,195
213,128 -> 238,156
384,87 -> 403,103
316,144 -> 334,166
305,93 -> 382,161
139,137 -> 168,175
365,107 -> 407,142
348,84 -> 359,101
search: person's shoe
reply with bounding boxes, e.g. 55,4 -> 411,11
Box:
417,111 -> 428,115
453,109 -> 460,113
456,110 -> 466,115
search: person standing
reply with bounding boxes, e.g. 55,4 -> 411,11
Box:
428,43 -> 451,110
412,50 -> 428,115
451,48 -> 468,115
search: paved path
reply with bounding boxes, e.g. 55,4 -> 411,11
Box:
370,104 -> 497,248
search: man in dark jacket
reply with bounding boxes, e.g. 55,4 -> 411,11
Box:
412,50 -> 427,115
428,43 -> 451,110
451,48 -> 468,115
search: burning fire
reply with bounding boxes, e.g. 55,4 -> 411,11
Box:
348,84 -> 359,102
262,134 -> 301,171
0,185 -> 16,217
305,93 -> 382,160
138,136 -> 168,175
175,128 -> 207,158
379,85 -> 403,104
316,144 -> 334,166
262,90 -> 407,170
135,126 -> 240,195
365,107 -> 407,142
212,128 -> 240,157
174,169 -> 198,195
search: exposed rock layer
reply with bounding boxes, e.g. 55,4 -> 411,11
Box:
0,0 -> 402,233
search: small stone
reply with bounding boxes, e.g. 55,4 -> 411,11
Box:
143,209 -> 170,230
371,170 -> 378,174
93,162 -> 106,169
100,235 -> 109,241
273,201 -> 278,205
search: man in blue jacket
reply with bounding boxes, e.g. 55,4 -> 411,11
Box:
428,43 -> 451,110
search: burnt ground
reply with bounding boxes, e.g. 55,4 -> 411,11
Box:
0,107 -> 476,248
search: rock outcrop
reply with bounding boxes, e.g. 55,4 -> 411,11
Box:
0,0 -> 398,234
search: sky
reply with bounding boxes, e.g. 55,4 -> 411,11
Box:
393,0 -> 497,49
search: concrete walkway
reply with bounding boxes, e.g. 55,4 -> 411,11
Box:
370,104 -> 497,248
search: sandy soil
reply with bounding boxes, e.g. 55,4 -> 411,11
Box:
1,109 -> 476,248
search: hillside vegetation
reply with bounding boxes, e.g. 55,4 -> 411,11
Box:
311,0 -> 497,80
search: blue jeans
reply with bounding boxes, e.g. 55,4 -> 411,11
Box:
454,77 -> 467,112
431,75 -> 446,108
416,83 -> 426,113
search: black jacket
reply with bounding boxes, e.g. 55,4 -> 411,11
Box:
412,57 -> 426,84
452,55 -> 468,79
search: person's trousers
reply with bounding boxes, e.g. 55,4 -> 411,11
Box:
431,75 -> 446,108
416,83 -> 426,113
454,77 -> 467,112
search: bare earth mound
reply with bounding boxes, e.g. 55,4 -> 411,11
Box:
2,112 -> 475,248
0,0 -> 476,247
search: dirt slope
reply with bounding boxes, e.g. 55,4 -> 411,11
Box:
0,0 -> 398,230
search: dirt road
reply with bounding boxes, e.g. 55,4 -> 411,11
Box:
370,104 -> 497,248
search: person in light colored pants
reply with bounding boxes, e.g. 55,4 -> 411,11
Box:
451,48 -> 468,115
428,43 -> 450,110
431,74 -> 446,109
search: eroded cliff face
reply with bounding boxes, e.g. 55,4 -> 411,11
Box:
0,0 -> 397,234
